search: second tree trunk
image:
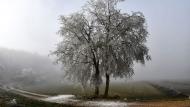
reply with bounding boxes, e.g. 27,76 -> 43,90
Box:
104,73 -> 110,97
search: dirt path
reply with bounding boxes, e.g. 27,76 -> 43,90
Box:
9,88 -> 49,100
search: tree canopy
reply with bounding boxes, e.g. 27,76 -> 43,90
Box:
53,0 -> 150,97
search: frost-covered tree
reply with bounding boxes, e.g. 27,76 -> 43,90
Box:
85,0 -> 151,97
53,0 -> 150,97
53,13 -> 103,96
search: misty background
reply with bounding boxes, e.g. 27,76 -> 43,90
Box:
0,0 -> 189,82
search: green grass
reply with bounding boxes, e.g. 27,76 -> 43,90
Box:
23,81 -> 167,100
108,82 -> 166,99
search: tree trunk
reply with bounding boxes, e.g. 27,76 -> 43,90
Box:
94,63 -> 100,97
104,73 -> 110,97
95,85 -> 99,97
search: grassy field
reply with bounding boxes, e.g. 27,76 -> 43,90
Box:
1,80 -> 190,107
23,81 -> 169,100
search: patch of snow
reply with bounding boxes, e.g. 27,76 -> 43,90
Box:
44,95 -> 130,106
43,95 -> 79,103
80,100 -> 128,107
8,99 -> 17,105
45,95 -> 75,101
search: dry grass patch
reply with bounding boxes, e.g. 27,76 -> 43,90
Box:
129,100 -> 190,107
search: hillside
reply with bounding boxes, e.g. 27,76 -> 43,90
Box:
0,47 -> 63,88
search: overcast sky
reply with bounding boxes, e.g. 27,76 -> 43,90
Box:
0,0 -> 190,80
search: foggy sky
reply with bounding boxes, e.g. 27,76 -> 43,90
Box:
0,0 -> 190,80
